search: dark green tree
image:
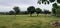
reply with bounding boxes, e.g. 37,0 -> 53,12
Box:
38,0 -> 60,4
27,6 -> 35,16
53,3 -> 58,8
38,0 -> 60,17
52,3 -> 60,16
36,8 -> 42,16
13,6 -> 20,15
9,10 -> 15,15
44,10 -> 51,15
52,8 -> 56,15
13,6 -> 20,19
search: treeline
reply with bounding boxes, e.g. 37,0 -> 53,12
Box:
0,3 -> 60,17
0,11 -> 29,15
0,6 -> 51,16
0,9 -> 51,15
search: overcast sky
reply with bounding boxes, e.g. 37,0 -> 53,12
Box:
0,0 -> 54,12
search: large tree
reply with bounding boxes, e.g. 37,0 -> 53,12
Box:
52,3 -> 60,16
36,8 -> 42,16
52,3 -> 57,16
13,6 -> 20,15
38,0 -> 60,4
38,0 -> 60,16
27,6 -> 35,16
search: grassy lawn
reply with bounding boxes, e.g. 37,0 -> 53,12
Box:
0,14 -> 60,28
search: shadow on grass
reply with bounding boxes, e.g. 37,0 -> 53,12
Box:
0,26 -> 6,28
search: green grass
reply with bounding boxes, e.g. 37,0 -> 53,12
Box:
0,14 -> 60,28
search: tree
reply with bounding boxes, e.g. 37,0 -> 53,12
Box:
36,8 -> 42,16
9,10 -> 15,15
38,0 -> 60,17
53,3 -> 58,8
13,6 -> 20,15
38,0 -> 60,4
52,8 -> 56,16
52,3 -> 60,16
56,8 -> 60,17
27,6 -> 35,16
44,10 -> 51,15
13,6 -> 20,19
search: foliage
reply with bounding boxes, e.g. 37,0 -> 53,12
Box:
13,6 -> 20,14
43,10 -> 51,14
38,0 -> 60,4
52,8 -> 56,14
38,0 -> 53,4
52,3 -> 60,16
56,8 -> 60,14
49,0 -> 55,3
27,6 -> 35,16
53,3 -> 58,8
36,8 -> 42,16
9,10 -> 15,15
20,11 -> 29,15
57,0 -> 60,3
55,8 -> 60,17
36,8 -> 42,13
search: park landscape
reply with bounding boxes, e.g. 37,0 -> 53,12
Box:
0,0 -> 60,28
0,14 -> 60,28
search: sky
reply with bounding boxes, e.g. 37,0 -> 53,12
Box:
0,0 -> 55,12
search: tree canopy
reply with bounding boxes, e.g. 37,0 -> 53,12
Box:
36,8 -> 42,14
36,8 -> 42,16
44,10 -> 51,14
27,6 -> 35,16
13,6 -> 20,14
38,0 -> 60,4
9,10 -> 15,15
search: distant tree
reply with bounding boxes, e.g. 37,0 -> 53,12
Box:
13,6 -> 20,15
36,8 -> 42,16
20,11 -> 29,14
24,11 -> 29,14
13,6 -> 20,19
9,10 -> 15,15
27,6 -> 35,16
44,10 -> 50,15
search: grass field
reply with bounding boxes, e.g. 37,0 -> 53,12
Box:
0,14 -> 60,28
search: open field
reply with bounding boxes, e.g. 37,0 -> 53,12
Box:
0,14 -> 60,28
